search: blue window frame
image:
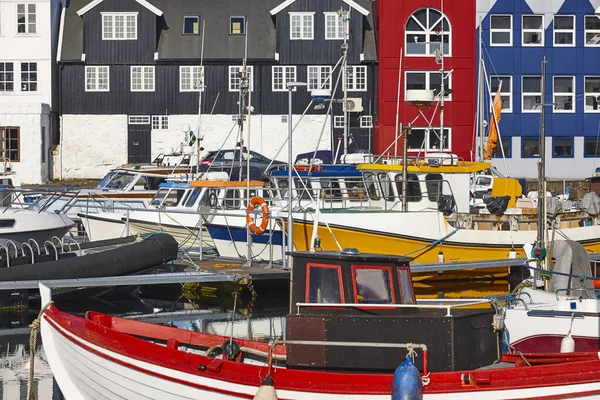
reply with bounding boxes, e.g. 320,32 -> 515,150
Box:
492,138 -> 511,158
584,138 -> 600,157
521,138 -> 540,158
552,137 -> 573,158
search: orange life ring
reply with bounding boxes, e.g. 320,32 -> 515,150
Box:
594,279 -> 600,290
246,196 -> 269,235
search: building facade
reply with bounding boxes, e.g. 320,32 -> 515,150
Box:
57,0 -> 377,179
478,0 -> 600,179
374,0 -> 477,161
0,0 -> 62,183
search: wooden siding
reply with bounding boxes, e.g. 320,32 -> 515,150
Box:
275,0 -> 366,65
83,0 -> 157,65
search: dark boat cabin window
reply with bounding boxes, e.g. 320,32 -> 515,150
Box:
294,179 -> 313,200
346,179 -> 369,201
425,173 -> 443,202
306,263 -> 344,303
224,189 -> 241,209
352,266 -> 395,304
394,174 -> 422,202
397,267 -> 416,304
0,219 -> 15,228
150,189 -> 169,206
378,173 -> 395,201
163,189 -> 187,207
185,189 -> 201,207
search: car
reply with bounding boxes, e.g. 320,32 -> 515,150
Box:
198,148 -> 286,180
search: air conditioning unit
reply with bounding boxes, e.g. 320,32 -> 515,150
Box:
344,98 -> 363,113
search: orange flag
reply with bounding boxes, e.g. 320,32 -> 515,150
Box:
483,82 -> 503,160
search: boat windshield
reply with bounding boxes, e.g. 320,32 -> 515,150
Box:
150,189 -> 169,206
100,172 -> 136,190
163,189 -> 187,207
96,171 -> 119,188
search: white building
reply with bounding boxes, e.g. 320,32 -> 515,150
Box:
0,0 -> 62,184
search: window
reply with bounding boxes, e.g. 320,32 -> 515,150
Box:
394,173 -> 422,202
290,12 -> 314,40
180,66 -> 204,91
490,15 -> 512,46
152,116 -> 168,130
183,16 -> 199,34
585,76 -> 600,112
346,66 -> 367,91
272,66 -> 297,91
230,16 -> 245,35
324,12 -> 345,40
585,16 -> 600,46
85,66 -> 109,92
522,138 -> 540,157
553,137 -> 573,158
554,15 -> 575,46
425,173 -> 443,202
522,15 -> 544,46
306,263 -> 344,303
360,116 -> 373,128
553,76 -> 574,112
20,62 -> 37,92
352,266 -> 395,304
333,115 -> 345,128
0,127 -> 20,162
492,138 -> 511,158
405,8 -> 450,55
228,66 -> 253,92
102,13 -> 137,40
130,66 -> 154,92
0,63 -> 14,92
307,66 -> 331,90
584,138 -> 600,157
490,76 -> 512,112
17,4 -> 36,34
128,115 -> 150,124
397,268 -> 415,304
406,71 -> 451,99
407,127 -> 451,151
522,76 -> 541,112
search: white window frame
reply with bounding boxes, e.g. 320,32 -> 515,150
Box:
289,12 -> 314,40
152,116 -> 169,130
128,115 -> 150,124
404,71 -> 452,101
85,66 -> 110,92
553,76 -> 575,113
183,16 -> 199,35
333,115 -> 345,128
490,15 -> 512,46
272,66 -> 297,92
405,8 -> 451,56
522,15 -> 544,46
20,62 -> 37,92
102,12 -> 138,40
179,66 -> 204,92
0,62 -> 14,92
346,66 -> 367,91
228,66 -> 254,92
360,116 -> 373,128
585,76 -> 600,113
407,127 -> 451,152
16,3 -> 36,35
553,15 -> 575,47
490,76 -> 512,113
307,66 -> 332,90
585,15 -> 600,46
522,76 -> 542,113
130,66 -> 155,92
324,12 -> 346,40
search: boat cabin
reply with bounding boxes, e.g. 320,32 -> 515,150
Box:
286,250 -> 497,373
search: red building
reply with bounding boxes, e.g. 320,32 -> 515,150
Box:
374,0 -> 476,160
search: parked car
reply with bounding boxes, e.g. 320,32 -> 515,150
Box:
198,149 -> 286,180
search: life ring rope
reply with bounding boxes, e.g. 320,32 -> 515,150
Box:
246,196 -> 269,235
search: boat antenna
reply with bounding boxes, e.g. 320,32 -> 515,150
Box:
535,56 -> 548,289
195,20 -> 206,179
235,24 -> 250,182
438,0 -> 446,153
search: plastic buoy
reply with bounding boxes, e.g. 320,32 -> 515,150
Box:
392,355 -> 423,400
253,374 -> 278,400
437,252 -> 444,263
508,249 -> 517,259
560,333 -> 575,353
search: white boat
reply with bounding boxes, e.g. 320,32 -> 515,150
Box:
0,207 -> 74,246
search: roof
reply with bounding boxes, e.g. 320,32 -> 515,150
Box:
190,180 -> 265,188
270,0 -> 369,16
357,162 -> 493,174
77,0 -> 162,16
60,0 -> 86,61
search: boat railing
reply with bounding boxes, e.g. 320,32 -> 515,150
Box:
296,298 -> 492,317
555,288 -> 595,300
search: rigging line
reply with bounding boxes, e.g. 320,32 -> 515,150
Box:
203,121 -> 238,174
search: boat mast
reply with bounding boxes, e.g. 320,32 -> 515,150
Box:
536,56 -> 548,286
438,0 -> 445,153
236,32 -> 250,181
478,16 -> 484,161
340,8 -> 350,158
196,21 -> 206,179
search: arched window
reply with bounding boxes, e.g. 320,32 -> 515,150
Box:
405,8 -> 451,56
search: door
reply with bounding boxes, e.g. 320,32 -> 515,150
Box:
128,116 -> 151,164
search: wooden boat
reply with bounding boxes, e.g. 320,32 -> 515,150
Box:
40,249 -> 600,399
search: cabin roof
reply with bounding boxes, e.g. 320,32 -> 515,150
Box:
158,182 -> 191,188
270,165 -> 361,178
190,180 -> 264,188
289,250 -> 412,264
357,162 -> 493,174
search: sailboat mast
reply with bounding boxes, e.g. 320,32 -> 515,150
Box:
478,16 -> 484,161
536,56 -> 548,279
341,8 -> 350,157
196,21 -> 206,179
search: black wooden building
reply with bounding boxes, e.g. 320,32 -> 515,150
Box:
58,0 -> 377,164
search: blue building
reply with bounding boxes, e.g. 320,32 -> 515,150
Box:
477,0 -> 600,179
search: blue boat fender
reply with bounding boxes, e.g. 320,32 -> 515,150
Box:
391,355 -> 423,400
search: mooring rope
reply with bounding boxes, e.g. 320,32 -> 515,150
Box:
29,301 -> 54,400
